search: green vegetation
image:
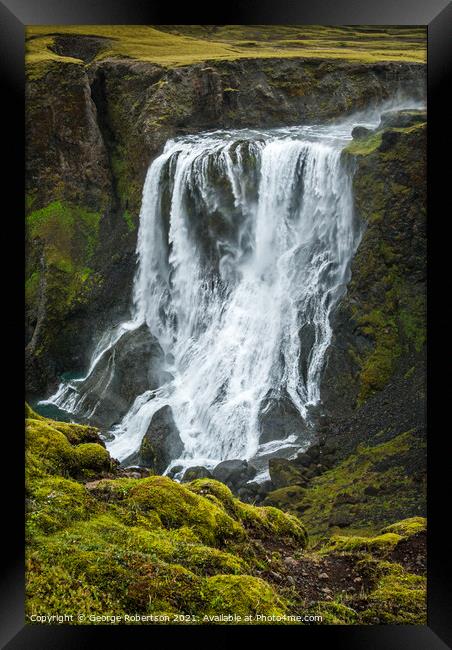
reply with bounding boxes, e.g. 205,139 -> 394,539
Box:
264,430 -> 426,540
25,406 -> 426,624
26,25 -> 426,81
343,120 -> 427,402
27,200 -> 101,272
26,407 -> 306,622
25,200 -> 104,355
358,560 -> 425,624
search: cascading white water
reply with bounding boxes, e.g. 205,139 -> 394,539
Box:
42,100 -> 422,473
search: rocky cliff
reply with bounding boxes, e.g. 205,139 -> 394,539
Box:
25,51 -> 425,398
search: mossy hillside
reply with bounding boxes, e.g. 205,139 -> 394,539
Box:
26,408 -> 308,622
263,430 -> 426,540
26,25 -> 426,81
322,524 -> 426,625
343,119 -> 426,403
26,200 -> 102,305
304,527 -> 426,624
357,560 -> 425,624
25,197 -> 107,394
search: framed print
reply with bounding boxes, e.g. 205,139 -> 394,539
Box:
1,0 -> 451,646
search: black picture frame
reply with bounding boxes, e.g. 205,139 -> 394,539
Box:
2,1 -> 451,647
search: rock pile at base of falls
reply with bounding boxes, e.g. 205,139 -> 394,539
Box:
170,440 -> 340,505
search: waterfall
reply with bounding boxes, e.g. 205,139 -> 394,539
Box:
41,101 -> 421,473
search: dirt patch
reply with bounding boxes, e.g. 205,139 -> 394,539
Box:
49,34 -> 112,63
389,530 -> 426,575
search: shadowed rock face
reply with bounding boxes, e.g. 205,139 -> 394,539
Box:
320,110 -> 426,422
258,393 -> 306,444
212,459 -> 256,491
139,406 -> 184,473
66,323 -> 166,429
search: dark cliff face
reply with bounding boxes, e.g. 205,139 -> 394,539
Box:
319,110 -> 426,459
25,55 -> 425,398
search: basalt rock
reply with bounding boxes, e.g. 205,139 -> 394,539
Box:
212,459 -> 256,492
258,393 -> 305,444
64,323 -> 166,429
139,406 -> 184,474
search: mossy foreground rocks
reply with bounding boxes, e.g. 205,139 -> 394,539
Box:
26,405 -> 426,625
26,406 -> 308,623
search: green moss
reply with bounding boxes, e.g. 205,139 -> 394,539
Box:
25,403 -> 45,420
278,430 -> 425,539
26,418 -> 78,478
123,476 -> 246,546
27,200 -> 101,263
123,210 -> 136,232
323,532 -> 402,555
308,600 -> 358,624
75,443 -> 113,473
27,476 -> 96,536
359,562 -> 426,624
26,200 -> 102,317
26,409 -> 426,624
381,517 -> 426,538
343,122 -> 426,403
204,575 -> 286,618
44,420 -> 101,445
345,131 -> 383,155
187,479 -> 307,546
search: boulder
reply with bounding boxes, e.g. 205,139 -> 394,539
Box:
167,465 -> 183,479
68,323 -> 166,429
212,459 -> 256,491
181,466 -> 213,483
269,458 -> 308,489
294,452 -> 313,468
139,406 -> 184,474
258,393 -> 304,444
351,125 -> 371,139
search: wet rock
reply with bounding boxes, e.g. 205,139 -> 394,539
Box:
351,125 -> 371,139
258,393 -> 304,443
258,479 -> 273,496
212,459 -> 256,491
139,406 -> 184,474
167,465 -> 183,479
64,323 -> 166,429
294,452 -> 312,468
